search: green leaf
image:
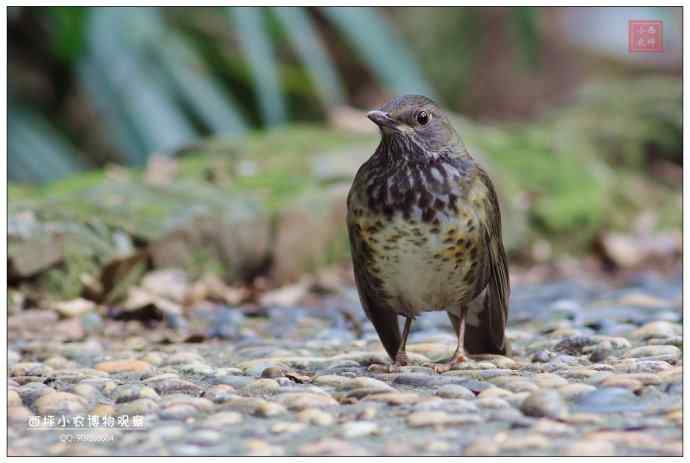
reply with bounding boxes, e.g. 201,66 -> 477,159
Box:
271,7 -> 346,107
228,7 -> 287,126
321,7 -> 435,98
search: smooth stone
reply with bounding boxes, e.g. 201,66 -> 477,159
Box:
341,421 -> 378,438
297,438 -> 369,456
159,394 -> 214,412
624,345 -> 680,362
8,390 -> 22,407
478,397 -> 511,409
149,424 -> 186,441
174,363 -> 215,376
532,418 -> 576,436
213,375 -> 254,389
365,392 -> 424,405
520,389 -> 567,419
145,377 -> 204,396
203,411 -> 243,427
407,411 -> 480,428
44,356 -> 76,370
255,401 -> 288,417
261,367 -> 286,378
241,379 -> 281,395
553,336 -> 598,354
574,387 -> 648,413
186,429 -> 224,446
533,373 -> 568,388
11,363 -> 54,378
630,321 -> 680,340
478,387 -> 512,399
274,393 -> 338,410
35,392 -> 88,415
111,384 -> 159,403
162,352 -> 206,366
116,398 -> 159,416
95,360 -> 152,374
204,385 -> 237,403
393,373 -> 453,388
346,377 -> 394,392
312,375 -> 351,387
564,439 -> 615,456
271,421 -> 307,434
141,352 -> 165,366
90,404 -> 116,416
296,408 -> 334,426
17,383 -> 57,406
558,383 -> 597,401
435,384 -> 474,399
159,404 -> 199,420
8,406 -> 32,422
413,398 -> 478,414
531,351 -> 552,363
500,433 -> 550,451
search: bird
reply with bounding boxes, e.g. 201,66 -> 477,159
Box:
346,95 -> 509,372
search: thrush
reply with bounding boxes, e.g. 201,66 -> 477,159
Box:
346,95 -> 510,371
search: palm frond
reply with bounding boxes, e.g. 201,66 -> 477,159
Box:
228,7 -> 287,126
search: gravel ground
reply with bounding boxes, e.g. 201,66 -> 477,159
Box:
8,272 -> 682,456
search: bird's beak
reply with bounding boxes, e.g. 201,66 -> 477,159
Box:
367,110 -> 397,130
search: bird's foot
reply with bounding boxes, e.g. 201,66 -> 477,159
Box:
394,351 -> 409,367
368,351 -> 408,374
425,352 -> 467,374
368,363 -> 401,374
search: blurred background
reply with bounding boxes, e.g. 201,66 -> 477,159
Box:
8,6 -> 682,304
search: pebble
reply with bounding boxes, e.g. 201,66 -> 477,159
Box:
111,384 -> 159,403
312,375 -> 351,387
558,383 -> 597,400
160,404 -> 199,420
341,421 -> 378,438
261,367 -> 286,378
95,360 -> 152,374
35,392 -> 88,415
6,274 -> 682,456
630,321 -> 680,340
8,390 -> 22,407
531,351 -> 552,363
203,385 -> 236,403
241,379 -> 281,395
533,373 -> 568,388
520,389 -> 567,419
435,384 -> 474,399
296,408 -> 334,426
144,376 -> 204,396
564,439 -> 615,456
116,399 -> 159,416
203,411 -> 243,427
478,397 -> 511,409
274,392 -> 338,410
11,363 -> 54,378
624,345 -> 680,362
271,421 -> 307,434
407,411 -> 480,428
298,438 -> 368,456
151,423 -> 189,442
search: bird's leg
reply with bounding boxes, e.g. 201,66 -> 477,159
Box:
431,311 -> 467,374
368,317 -> 413,374
393,317 -> 413,367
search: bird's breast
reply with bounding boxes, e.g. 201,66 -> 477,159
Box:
349,165 -> 486,317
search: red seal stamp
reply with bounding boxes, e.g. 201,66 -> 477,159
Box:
629,20 -> 664,53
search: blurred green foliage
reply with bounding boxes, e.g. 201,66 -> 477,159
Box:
9,6 -> 438,183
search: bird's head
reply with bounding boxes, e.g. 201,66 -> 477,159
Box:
367,95 -> 463,156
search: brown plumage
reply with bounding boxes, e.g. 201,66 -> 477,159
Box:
347,95 -> 509,370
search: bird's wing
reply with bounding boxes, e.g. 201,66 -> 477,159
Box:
347,210 -> 401,361
465,167 -> 510,354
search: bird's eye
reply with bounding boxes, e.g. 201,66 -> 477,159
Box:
416,111 -> 430,126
